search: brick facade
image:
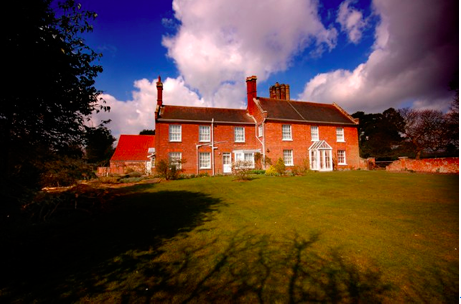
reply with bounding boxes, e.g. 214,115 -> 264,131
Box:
263,122 -> 360,170
155,121 -> 259,175
154,76 -> 361,175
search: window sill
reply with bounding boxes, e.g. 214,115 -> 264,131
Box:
282,139 -> 293,141
199,167 -> 211,169
338,163 -> 347,165
169,140 -> 182,143
337,140 -> 346,143
199,140 -> 210,143
235,141 -> 245,143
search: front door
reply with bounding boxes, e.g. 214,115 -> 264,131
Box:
309,140 -> 333,171
223,153 -> 232,173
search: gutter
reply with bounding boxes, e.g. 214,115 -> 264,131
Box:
211,118 -> 215,176
157,118 -> 254,125
264,117 -> 357,126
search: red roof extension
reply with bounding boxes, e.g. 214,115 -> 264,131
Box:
111,135 -> 155,161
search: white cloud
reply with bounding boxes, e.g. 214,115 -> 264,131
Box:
300,0 -> 458,113
163,0 -> 337,107
90,76 -> 204,139
336,0 -> 366,44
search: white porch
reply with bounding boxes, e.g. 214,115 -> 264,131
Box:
309,140 -> 333,171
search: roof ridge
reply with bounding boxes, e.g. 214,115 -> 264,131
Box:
163,104 -> 246,111
259,97 -> 335,107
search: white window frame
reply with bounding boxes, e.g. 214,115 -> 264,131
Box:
337,150 -> 347,165
282,125 -> 292,141
283,149 -> 294,166
234,127 -> 245,143
336,127 -> 345,142
234,152 -> 255,168
199,125 -> 211,142
258,124 -> 263,137
169,125 -> 182,142
169,152 -> 182,169
199,152 -> 211,169
311,126 -> 319,141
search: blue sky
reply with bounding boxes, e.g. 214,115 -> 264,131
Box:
79,0 -> 458,137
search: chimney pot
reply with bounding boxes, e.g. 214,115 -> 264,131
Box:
156,76 -> 163,107
269,82 -> 290,100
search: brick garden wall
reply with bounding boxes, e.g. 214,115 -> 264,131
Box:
386,157 -> 459,173
109,161 -> 148,175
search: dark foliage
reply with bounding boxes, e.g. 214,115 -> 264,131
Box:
0,0 -> 105,212
139,129 -> 156,135
399,108 -> 458,159
352,108 -> 405,159
85,126 -> 116,166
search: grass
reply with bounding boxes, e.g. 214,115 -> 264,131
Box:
0,171 -> 458,303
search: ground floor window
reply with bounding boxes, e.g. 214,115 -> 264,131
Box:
337,150 -> 346,165
283,149 -> 293,166
234,151 -> 255,168
169,152 -> 182,169
199,152 -> 211,169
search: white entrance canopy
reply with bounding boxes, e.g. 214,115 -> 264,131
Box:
308,140 -> 333,171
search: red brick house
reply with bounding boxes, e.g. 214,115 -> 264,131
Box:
110,134 -> 155,174
154,76 -> 361,175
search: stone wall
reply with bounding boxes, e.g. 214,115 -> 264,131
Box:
386,157 -> 459,173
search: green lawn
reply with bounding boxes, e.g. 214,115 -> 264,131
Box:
1,171 -> 458,303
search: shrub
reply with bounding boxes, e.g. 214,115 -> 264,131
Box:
232,160 -> 253,180
99,176 -> 121,184
291,166 -> 301,176
274,158 -> 286,176
155,159 -> 186,180
39,156 -> 96,187
249,169 -> 266,175
126,171 -> 142,178
265,165 -> 278,176
119,177 -> 143,183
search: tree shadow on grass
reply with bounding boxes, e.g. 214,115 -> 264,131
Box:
138,230 -> 394,303
0,189 -> 223,303
67,228 -> 394,303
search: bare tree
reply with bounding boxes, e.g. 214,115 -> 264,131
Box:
399,108 -> 450,159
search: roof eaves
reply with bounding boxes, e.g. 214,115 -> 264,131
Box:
157,118 -> 254,125
265,117 -> 357,126
332,103 -> 359,125
254,98 -> 267,114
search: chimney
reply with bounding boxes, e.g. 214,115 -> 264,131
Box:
269,82 -> 290,100
246,75 -> 257,115
156,76 -> 163,107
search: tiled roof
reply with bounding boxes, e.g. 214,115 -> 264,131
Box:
111,135 -> 155,161
257,98 -> 357,125
158,105 -> 254,124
